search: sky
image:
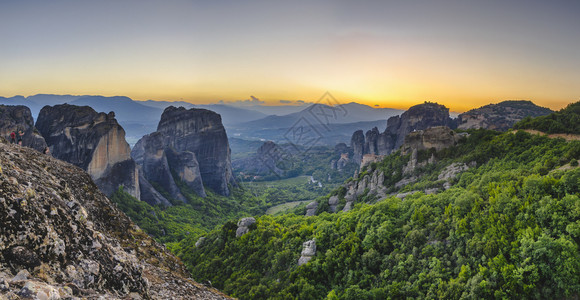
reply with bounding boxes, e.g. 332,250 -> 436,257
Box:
1,0 -> 579,112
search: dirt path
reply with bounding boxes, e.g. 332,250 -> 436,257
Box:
515,129 -> 580,141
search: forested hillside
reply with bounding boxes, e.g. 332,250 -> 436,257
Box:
175,128 -> 580,299
108,102 -> 580,299
514,101 -> 580,134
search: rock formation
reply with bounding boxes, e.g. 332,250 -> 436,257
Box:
298,240 -> 316,266
341,169 -> 387,212
328,195 -> 339,212
36,104 -> 140,199
350,102 -> 455,164
438,162 -> 475,189
386,102 -> 455,149
132,131 -> 203,204
360,154 -> 386,169
400,126 -> 467,155
0,140 -> 229,299
195,237 -> 206,248
457,100 -> 553,131
133,106 -> 235,199
0,105 -> 46,152
330,153 -> 350,171
305,201 -> 318,217
365,127 -> 380,155
236,217 -> 256,237
334,142 -> 349,154
232,141 -> 285,176
351,130 -> 365,164
335,124 -> 471,213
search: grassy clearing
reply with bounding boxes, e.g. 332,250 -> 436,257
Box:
265,200 -> 310,215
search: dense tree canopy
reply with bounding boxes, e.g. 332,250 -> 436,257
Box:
514,101 -> 580,134
175,129 -> 580,299
113,104 -> 580,299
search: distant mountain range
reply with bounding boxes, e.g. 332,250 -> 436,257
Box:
0,94 -> 400,148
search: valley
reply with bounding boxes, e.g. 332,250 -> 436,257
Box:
0,98 -> 578,299
2,3 -> 579,299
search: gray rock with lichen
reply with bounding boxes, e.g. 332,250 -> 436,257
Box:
305,201 -> 318,216
0,140 -> 229,299
298,240 -> 316,266
438,163 -> 470,181
328,196 -> 339,213
236,217 -> 256,237
195,237 -> 206,248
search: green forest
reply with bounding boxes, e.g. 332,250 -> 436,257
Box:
113,102 -> 580,299
514,101 -> 580,134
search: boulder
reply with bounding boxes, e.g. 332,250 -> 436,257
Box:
342,201 -> 353,212
305,201 -> 318,217
195,237 -> 206,248
328,196 -> 339,213
17,281 -> 63,299
236,217 -> 256,237
298,240 -> 316,266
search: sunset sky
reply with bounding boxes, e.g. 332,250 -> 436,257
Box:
1,1 -> 579,111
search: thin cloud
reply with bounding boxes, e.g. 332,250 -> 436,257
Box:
213,96 -> 265,106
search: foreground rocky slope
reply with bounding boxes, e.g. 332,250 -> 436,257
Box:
36,104 -> 141,200
133,106 -> 235,201
0,140 -> 229,299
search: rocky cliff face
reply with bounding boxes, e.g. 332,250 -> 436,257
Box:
0,105 -> 47,152
133,106 -> 235,199
400,126 -> 466,155
331,126 -> 470,214
0,141 -> 229,299
156,106 -> 234,195
132,131 -> 204,204
457,100 -> 553,131
386,102 -> 455,149
350,102 -> 455,164
351,130 -> 365,164
35,104 -> 140,199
